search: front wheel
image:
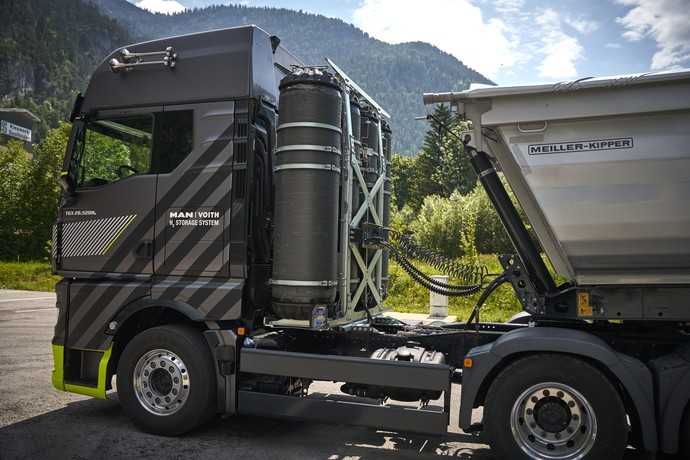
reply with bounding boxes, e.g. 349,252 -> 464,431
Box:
116,324 -> 217,435
484,354 -> 628,460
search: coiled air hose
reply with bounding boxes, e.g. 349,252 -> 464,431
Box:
381,233 -> 488,297
390,231 -> 489,284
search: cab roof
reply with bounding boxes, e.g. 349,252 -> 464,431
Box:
81,25 -> 303,114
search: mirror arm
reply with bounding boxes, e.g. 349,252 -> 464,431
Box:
59,171 -> 76,195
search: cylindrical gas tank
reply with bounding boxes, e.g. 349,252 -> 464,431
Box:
272,69 -> 342,320
360,107 -> 380,187
349,96 -> 362,296
381,120 -> 393,297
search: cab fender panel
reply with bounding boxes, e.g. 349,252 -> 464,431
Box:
110,297 -> 205,333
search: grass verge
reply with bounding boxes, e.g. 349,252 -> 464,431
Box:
0,261 -> 60,292
386,255 -> 522,323
0,257 -> 524,323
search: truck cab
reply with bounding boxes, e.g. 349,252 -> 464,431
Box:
52,24 -> 303,395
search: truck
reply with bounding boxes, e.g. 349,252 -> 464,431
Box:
50,25 -> 690,460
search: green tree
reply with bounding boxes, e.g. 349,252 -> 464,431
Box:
390,153 -> 416,210
405,104 -> 476,210
0,140 -> 33,259
0,123 -> 70,260
409,192 -> 476,259
25,122 -> 71,257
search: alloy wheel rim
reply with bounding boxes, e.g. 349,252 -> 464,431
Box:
133,348 -> 190,416
510,381 -> 597,460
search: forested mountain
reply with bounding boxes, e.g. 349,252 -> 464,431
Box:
89,0 -> 493,153
0,0 -> 130,139
1,0 -> 492,153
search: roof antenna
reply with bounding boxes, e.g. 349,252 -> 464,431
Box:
270,35 -> 281,54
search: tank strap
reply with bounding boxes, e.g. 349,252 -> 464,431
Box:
269,279 -> 338,287
274,163 -> 341,174
277,122 -> 342,134
275,144 -> 341,155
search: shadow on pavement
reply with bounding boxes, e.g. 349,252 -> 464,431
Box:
0,394 -> 493,459
0,394 -> 653,459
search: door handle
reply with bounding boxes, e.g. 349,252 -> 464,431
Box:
135,240 -> 153,258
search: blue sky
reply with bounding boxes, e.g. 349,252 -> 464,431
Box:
131,0 -> 690,86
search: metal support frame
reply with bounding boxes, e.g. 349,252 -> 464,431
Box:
337,89 -> 355,318
330,61 -> 389,323
349,246 -> 382,307
327,58 -> 391,119
376,124 -> 386,294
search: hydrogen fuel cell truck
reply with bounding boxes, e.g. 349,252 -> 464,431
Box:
51,25 -> 690,459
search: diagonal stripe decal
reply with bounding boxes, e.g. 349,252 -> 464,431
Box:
61,215 -> 137,258
101,215 -> 136,255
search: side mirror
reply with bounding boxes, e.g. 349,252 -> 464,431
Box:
59,171 -> 76,195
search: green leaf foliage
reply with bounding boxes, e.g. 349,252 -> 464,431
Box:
0,123 -> 68,260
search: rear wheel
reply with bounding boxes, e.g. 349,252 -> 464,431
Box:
484,354 -> 628,460
117,324 -> 216,435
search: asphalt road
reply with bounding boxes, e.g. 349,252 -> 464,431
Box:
0,289 -> 647,459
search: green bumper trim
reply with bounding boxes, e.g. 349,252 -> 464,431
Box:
51,344 -> 65,391
51,344 -> 113,399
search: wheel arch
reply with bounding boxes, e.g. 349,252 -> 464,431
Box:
106,298 -> 207,385
459,326 -> 658,452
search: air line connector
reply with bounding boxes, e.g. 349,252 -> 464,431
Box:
360,222 -> 388,250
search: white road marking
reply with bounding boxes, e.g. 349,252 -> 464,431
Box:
0,297 -> 55,303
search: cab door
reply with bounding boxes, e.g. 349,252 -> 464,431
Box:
58,108 -> 159,275
153,102 -> 235,278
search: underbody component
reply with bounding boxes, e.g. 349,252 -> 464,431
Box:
341,345 -> 446,401
238,347 -> 451,434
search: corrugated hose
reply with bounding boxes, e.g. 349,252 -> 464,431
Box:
382,232 -> 489,297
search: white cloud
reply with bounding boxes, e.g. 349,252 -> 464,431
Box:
353,0 -> 524,79
353,0 -> 589,83
616,0 -> 690,70
535,9 -> 584,79
135,0 -> 186,14
493,0 -> 525,14
565,17 -> 599,34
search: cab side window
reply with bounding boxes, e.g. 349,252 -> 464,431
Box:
75,110 -> 193,188
151,110 -> 194,174
78,115 -> 153,187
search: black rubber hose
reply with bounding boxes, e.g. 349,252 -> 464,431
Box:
383,241 -> 483,297
465,273 -> 510,328
389,231 -> 489,285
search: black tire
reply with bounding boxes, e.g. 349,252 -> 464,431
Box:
116,324 -> 216,435
484,354 -> 628,460
679,404 -> 690,458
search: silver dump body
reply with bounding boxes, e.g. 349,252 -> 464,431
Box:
425,70 -> 690,286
